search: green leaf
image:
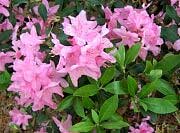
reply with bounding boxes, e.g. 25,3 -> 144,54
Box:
99,95 -> 118,122
138,80 -> 158,98
163,95 -> 178,105
12,0 -> 27,6
104,81 -> 126,95
74,84 -> 98,97
109,113 -> 123,122
101,121 -> 129,129
63,87 -> 74,94
115,45 -> 125,70
147,69 -> 162,81
0,70 -> 11,90
36,113 -> 49,123
144,61 -> 153,74
57,96 -> 74,111
155,54 -> 180,73
125,43 -> 141,65
139,101 -> 148,111
60,6 -> 76,17
55,0 -> 64,5
73,98 -> 85,118
155,79 -> 175,95
87,0 -> 102,6
0,30 -> 12,42
166,5 -> 180,24
70,121 -> 94,132
82,97 -> 95,109
38,4 -> 48,21
141,98 -> 178,114
127,76 -> 137,96
91,109 -> 99,124
161,25 -> 179,42
100,66 -> 116,86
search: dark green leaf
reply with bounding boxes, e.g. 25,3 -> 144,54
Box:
57,96 -> 74,111
88,0 -> 102,6
155,54 -> 180,73
138,80 -> 158,98
74,84 -> 98,97
127,76 -> 137,96
0,71 -> 11,90
12,0 -> 27,6
38,4 -> 48,21
104,81 -> 126,95
82,97 -> 95,109
109,113 -> 123,122
166,5 -> 180,24
115,45 -> 125,70
73,98 -> 85,118
100,66 -> 116,85
55,0 -> 64,5
125,43 -> 141,65
161,25 -> 179,42
99,95 -> 118,122
101,121 -> 129,129
60,6 -> 76,17
141,98 -> 177,114
63,87 -> 74,94
71,121 -> 94,132
144,61 -> 153,74
0,30 -> 12,42
155,79 -> 175,95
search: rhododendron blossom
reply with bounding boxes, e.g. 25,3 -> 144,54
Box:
104,6 -> 163,60
129,116 -> 154,133
52,115 -> 72,133
33,0 -> 59,17
52,12 -> 115,86
9,108 -> 32,130
12,26 -> 44,59
8,58 -> 68,111
0,19 -> 13,31
0,52 -> 13,71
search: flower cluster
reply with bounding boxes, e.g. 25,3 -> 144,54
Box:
9,108 -> 32,130
1,0 -> 178,132
129,116 -> 154,133
104,5 -> 163,60
51,10 -> 116,86
0,0 -> 10,17
52,115 -> 72,133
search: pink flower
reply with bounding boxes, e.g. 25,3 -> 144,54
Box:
20,25 -> 44,46
0,5 -> 9,16
0,19 -> 13,31
34,127 -> 47,133
8,58 -> 68,111
12,25 -> 44,59
62,10 -> 101,46
0,52 -> 13,71
33,0 -> 59,16
0,0 -> 10,7
173,39 -> 180,51
51,32 -> 115,86
9,108 -> 32,130
171,0 -> 180,6
113,26 -> 140,47
129,116 -> 154,133
52,115 -> 72,133
103,5 -> 163,60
